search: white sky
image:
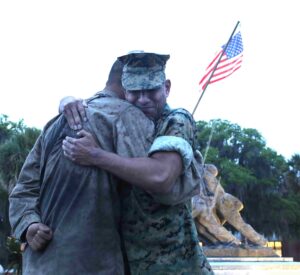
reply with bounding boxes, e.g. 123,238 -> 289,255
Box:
0,0 -> 299,160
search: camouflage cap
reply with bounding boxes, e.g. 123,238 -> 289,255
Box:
118,52 -> 170,91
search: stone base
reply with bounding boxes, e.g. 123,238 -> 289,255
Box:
208,257 -> 300,275
203,246 -> 278,257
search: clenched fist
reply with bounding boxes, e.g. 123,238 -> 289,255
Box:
26,223 -> 53,251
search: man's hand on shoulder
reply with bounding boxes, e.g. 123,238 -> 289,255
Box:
59,96 -> 88,130
26,222 -> 53,251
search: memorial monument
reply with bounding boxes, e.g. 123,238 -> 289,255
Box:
192,163 -> 277,257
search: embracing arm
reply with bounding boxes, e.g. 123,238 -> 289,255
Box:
62,130 -> 183,194
88,149 -> 183,194
62,105 -> 195,198
147,108 -> 200,204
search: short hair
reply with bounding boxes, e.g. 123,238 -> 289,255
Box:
106,59 -> 124,86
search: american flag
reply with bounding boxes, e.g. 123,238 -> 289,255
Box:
199,31 -> 243,91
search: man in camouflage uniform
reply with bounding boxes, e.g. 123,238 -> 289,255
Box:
63,52 -> 214,274
9,60 -> 155,275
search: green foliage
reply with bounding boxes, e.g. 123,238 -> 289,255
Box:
218,158 -> 256,201
0,114 -> 40,271
263,194 -> 300,238
5,237 -> 22,275
0,127 -> 40,185
0,115 -> 27,144
284,154 -> 300,194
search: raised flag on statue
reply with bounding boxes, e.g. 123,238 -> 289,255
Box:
199,31 -> 243,91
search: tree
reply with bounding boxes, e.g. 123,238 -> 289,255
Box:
283,154 -> 300,195
0,114 -> 40,269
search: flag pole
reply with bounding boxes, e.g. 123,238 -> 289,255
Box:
192,20 -> 240,116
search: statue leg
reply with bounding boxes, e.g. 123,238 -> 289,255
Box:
194,219 -> 219,244
217,193 -> 267,246
195,208 -> 241,246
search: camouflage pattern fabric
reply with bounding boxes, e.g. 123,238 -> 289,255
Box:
9,90 -> 155,275
121,105 -> 214,274
118,52 -> 170,91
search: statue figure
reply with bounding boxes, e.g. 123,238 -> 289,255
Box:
192,163 -> 267,247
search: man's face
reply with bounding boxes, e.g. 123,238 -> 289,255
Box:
125,80 -> 171,121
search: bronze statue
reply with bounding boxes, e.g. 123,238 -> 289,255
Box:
192,163 -> 267,247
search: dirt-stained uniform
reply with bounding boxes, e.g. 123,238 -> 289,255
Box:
9,90 -> 154,275
121,104 -> 214,275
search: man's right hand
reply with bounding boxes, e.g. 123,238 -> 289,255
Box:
59,96 -> 88,130
26,223 -> 53,251
62,129 -> 100,166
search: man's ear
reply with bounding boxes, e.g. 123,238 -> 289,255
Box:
165,79 -> 171,97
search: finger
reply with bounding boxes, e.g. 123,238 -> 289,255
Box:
63,150 -> 73,161
76,130 -> 98,148
65,136 -> 77,144
62,143 -> 75,161
33,233 -> 47,245
35,231 -> 52,243
26,223 -> 39,240
64,108 -> 77,130
62,140 -> 70,150
29,237 -> 44,251
62,141 -> 67,151
77,129 -> 89,138
37,229 -> 53,241
71,103 -> 83,130
62,141 -> 78,162
37,224 -> 53,235
77,101 -> 88,122
62,139 -> 72,151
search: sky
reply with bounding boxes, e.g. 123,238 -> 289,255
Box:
0,0 -> 299,160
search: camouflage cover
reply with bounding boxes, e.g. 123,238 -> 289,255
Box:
118,52 -> 170,91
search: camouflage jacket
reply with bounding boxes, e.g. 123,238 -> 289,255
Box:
9,90 -> 154,275
121,105 -> 214,275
